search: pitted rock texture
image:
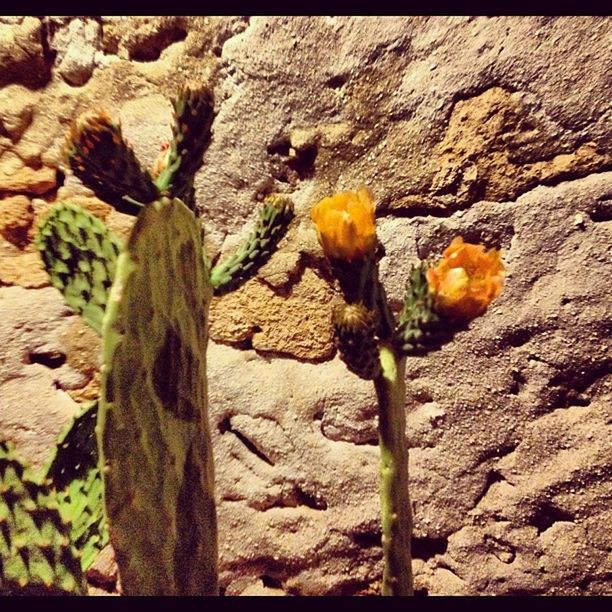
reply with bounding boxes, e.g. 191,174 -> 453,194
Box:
0,16 -> 610,596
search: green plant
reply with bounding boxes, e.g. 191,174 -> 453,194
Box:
0,441 -> 87,595
0,83 -> 294,595
42,401 -> 108,573
311,189 -> 505,595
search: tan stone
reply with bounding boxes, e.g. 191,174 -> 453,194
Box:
0,250 -> 48,288
105,211 -> 135,241
86,544 -> 119,591
53,192 -> 114,220
210,266 -> 339,361
0,195 -> 33,247
432,87 -> 612,205
66,371 -> 100,404
1,15 -> 611,597
0,84 -> 37,142
0,166 -> 57,195
59,317 -> 101,379
0,17 -> 48,88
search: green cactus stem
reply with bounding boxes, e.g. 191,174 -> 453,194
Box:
66,110 -> 159,214
334,303 -> 381,380
395,264 -> 457,356
99,197 -> 217,595
0,441 -> 87,595
210,195 -> 295,295
374,347 -> 414,596
35,202 -> 123,334
42,401 -> 108,571
154,85 -> 215,205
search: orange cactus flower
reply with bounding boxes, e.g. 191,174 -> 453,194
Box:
311,188 -> 377,262
426,236 -> 505,320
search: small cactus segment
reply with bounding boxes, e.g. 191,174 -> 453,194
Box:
334,303 -> 382,380
99,197 -> 217,595
66,110 -> 159,214
0,441 -> 87,595
35,202 -> 123,334
154,85 -> 215,206
394,264 -> 454,356
210,195 -> 295,295
43,401 -> 108,571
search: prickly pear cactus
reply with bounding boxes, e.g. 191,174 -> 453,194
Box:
35,203 -> 123,334
334,303 -> 382,380
0,441 -> 87,595
395,264 -> 455,355
43,401 -> 108,571
66,110 -> 159,214
154,85 -> 215,206
210,195 -> 295,295
98,197 -> 217,595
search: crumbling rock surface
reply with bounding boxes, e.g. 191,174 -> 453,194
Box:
0,16 -> 610,596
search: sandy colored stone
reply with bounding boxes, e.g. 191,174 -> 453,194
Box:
119,93 -> 173,170
208,342 -> 382,595
0,85 -> 37,142
67,371 -> 101,404
0,286 -> 81,468
86,544 -> 119,591
384,87 -> 612,214
0,17 -> 48,88
100,16 -> 189,61
0,16 -> 611,597
210,266 -> 339,361
0,195 -> 33,247
51,18 -> 101,86
53,191 -> 114,221
59,317 -> 101,381
0,165 -> 57,195
0,250 -> 48,288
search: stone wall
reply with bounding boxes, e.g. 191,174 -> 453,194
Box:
0,16 -> 610,595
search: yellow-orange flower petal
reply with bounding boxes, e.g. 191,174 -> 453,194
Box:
311,188 -> 377,262
426,236 -> 505,320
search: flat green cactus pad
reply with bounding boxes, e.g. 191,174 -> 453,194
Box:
154,85 -> 215,205
210,195 -> 295,295
43,401 -> 108,571
99,197 -> 217,595
0,441 -> 87,595
395,264 -> 455,356
35,202 -> 123,334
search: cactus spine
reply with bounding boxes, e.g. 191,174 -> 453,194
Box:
333,303 -> 381,380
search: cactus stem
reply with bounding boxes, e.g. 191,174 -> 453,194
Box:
373,345 -> 414,596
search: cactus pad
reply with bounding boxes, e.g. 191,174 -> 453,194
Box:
394,264 -> 455,356
43,401 -> 108,571
0,441 -> 87,595
154,85 -> 215,205
99,197 -> 217,595
66,110 -> 159,214
35,202 -> 123,334
210,195 -> 295,295
334,303 -> 382,380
